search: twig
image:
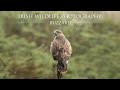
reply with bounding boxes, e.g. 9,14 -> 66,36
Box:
57,64 -> 63,79
57,70 -> 62,79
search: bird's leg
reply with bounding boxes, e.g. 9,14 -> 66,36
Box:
65,64 -> 67,72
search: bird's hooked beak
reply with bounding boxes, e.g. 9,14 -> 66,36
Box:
53,32 -> 57,36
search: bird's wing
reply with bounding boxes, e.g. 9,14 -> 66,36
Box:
63,39 -> 72,60
50,40 -> 61,60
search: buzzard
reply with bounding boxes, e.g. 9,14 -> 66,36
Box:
50,30 -> 72,79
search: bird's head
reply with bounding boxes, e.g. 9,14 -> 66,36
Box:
53,30 -> 63,36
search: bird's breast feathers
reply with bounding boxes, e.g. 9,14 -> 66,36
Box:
50,36 -> 72,60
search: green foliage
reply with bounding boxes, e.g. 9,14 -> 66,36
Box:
0,11 -> 120,79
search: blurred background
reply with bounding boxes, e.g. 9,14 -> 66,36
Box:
0,11 -> 120,79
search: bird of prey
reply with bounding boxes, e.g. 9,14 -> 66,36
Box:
50,30 -> 72,79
